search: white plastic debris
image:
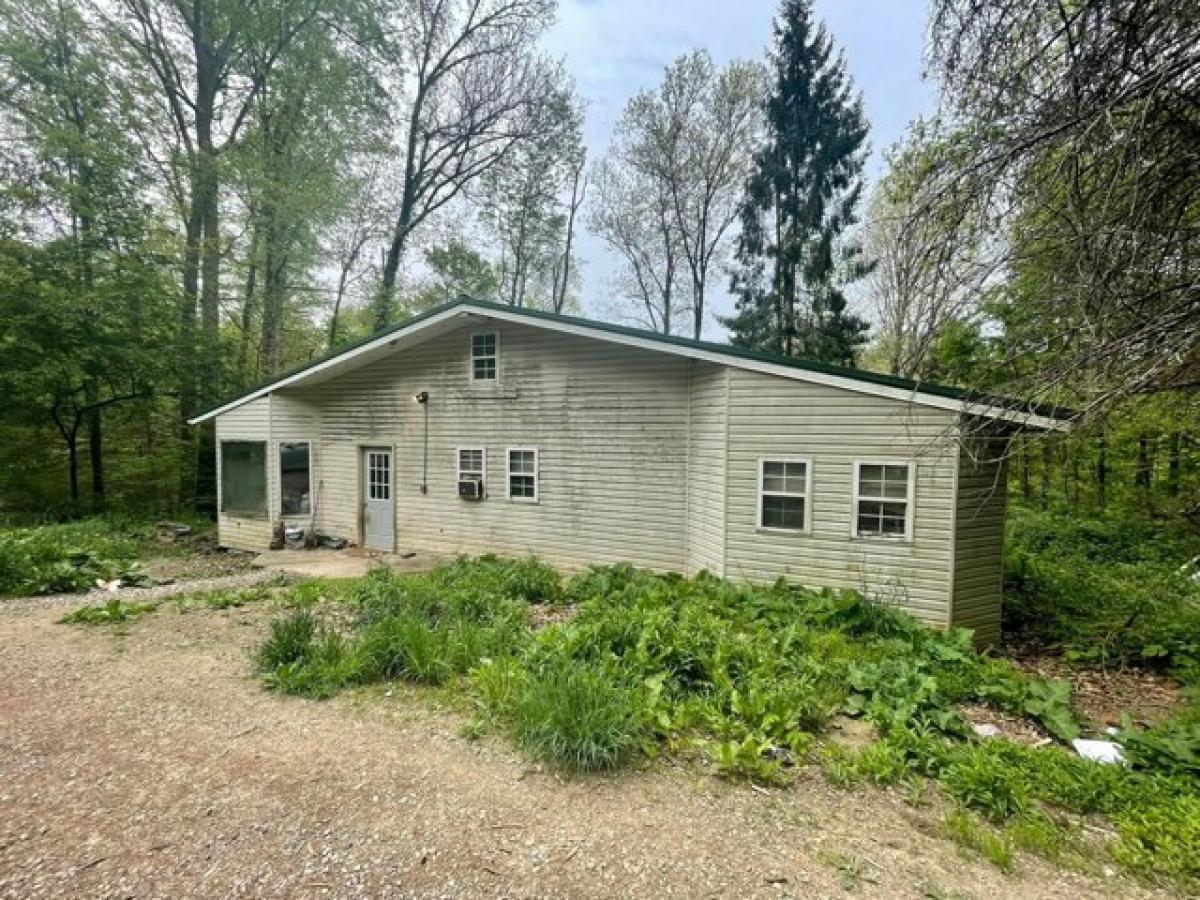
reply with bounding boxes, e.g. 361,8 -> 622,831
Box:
1071,739 -> 1125,765
972,723 -> 1002,738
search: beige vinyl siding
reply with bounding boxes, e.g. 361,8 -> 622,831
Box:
299,320 -> 692,571
686,362 -> 728,575
950,437 -> 1008,643
215,397 -> 273,551
722,368 -> 960,626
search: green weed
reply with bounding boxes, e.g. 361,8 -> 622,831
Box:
941,807 -> 1015,872
510,659 -> 643,772
59,596 -> 158,625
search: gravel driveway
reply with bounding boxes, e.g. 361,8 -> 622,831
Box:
0,599 -> 1171,899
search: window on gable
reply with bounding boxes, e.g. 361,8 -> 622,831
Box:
854,462 -> 913,539
279,441 -> 311,515
220,441 -> 267,517
507,448 -> 538,501
471,332 -> 497,381
759,459 -> 809,530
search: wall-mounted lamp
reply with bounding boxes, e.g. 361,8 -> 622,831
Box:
413,391 -> 429,404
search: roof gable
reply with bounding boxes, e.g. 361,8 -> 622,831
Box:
189,298 -> 1073,430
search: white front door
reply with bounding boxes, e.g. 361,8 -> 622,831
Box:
361,447 -> 394,551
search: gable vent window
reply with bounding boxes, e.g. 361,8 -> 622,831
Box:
507,448 -> 538,502
758,459 -> 810,531
471,332 -> 498,381
853,461 -> 914,539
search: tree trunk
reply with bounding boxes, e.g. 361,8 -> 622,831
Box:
1096,431 -> 1108,509
1167,431 -> 1181,497
193,24 -> 221,515
237,217 -> 260,384
85,381 -> 104,511
1020,437 -> 1032,502
67,430 -> 79,507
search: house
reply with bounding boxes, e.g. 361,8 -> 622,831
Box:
189,298 -> 1071,643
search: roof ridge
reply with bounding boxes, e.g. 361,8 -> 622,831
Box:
189,296 -> 1074,424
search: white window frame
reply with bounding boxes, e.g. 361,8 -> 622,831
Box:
278,440 -> 312,517
851,459 -> 916,541
469,330 -> 499,383
457,446 -> 487,496
506,447 -> 539,503
757,457 -> 812,533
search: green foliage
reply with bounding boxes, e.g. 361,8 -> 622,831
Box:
58,596 -> 157,625
509,659 -> 644,772
256,559 -> 535,698
1004,507 -> 1200,682
941,746 -> 1029,821
257,609 -> 318,672
0,518 -> 151,596
1111,793 -> 1200,882
941,808 -> 1015,872
725,0 -> 870,364
1120,714 -> 1200,778
253,557 -> 1200,884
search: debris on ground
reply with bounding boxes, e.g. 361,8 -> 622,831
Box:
1071,739 -> 1125,765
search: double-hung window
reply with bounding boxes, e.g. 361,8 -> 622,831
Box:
471,332 -> 498,381
507,448 -> 538,502
758,459 -> 810,531
853,461 -> 914,539
458,448 -> 485,485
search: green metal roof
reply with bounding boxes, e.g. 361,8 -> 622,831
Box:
192,296 -> 1074,424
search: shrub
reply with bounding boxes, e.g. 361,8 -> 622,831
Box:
1003,507 -> 1200,681
510,660 -> 644,772
941,746 -> 1029,821
1112,792 -> 1200,882
257,609 -> 317,672
1,517 -> 151,596
1120,714 -> 1200,778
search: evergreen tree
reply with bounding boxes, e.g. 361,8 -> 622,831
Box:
725,0 -> 871,365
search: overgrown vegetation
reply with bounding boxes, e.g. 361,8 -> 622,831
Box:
0,517 -> 157,596
256,555 -> 1199,884
1004,507 -> 1200,684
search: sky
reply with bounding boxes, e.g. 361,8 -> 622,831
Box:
541,0 -> 938,335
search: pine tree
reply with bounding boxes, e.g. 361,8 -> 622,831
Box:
725,0 -> 871,365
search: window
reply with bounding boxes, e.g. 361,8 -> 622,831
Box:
458,447 -> 485,485
471,332 -> 498,381
507,448 -> 538,501
366,450 -> 390,501
279,442 -> 311,515
853,461 -> 914,539
758,459 -> 810,531
220,441 -> 267,516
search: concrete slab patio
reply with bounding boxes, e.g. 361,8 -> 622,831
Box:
252,548 -> 444,580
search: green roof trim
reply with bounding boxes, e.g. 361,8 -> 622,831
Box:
192,297 -> 1074,423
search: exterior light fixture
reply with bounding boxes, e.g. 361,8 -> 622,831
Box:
413,391 -> 429,404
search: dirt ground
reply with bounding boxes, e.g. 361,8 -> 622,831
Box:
0,600 -> 1175,900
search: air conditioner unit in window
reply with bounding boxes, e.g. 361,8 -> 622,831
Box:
457,479 -> 483,500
